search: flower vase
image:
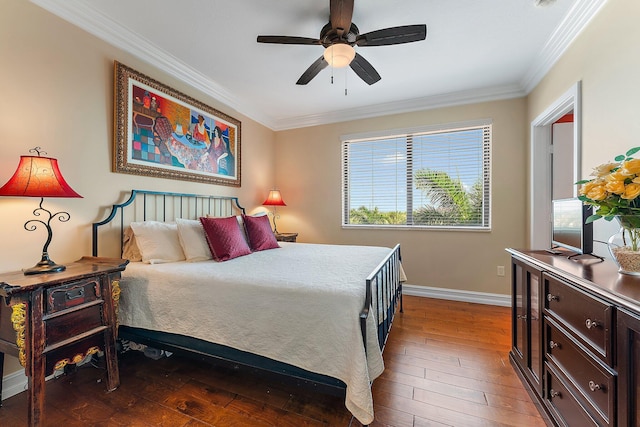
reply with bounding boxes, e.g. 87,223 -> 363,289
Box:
608,216 -> 640,275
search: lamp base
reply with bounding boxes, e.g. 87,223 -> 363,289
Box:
23,253 -> 66,275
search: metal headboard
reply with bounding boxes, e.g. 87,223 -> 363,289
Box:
92,189 -> 245,258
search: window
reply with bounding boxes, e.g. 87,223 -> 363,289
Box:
342,120 -> 491,229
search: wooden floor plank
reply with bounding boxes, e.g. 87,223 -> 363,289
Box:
0,296 -> 545,426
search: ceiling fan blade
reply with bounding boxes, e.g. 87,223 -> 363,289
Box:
330,0 -> 354,37
349,53 -> 381,85
257,35 -> 321,45
356,24 -> 427,47
296,56 -> 329,85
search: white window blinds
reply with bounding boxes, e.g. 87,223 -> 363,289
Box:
342,120 -> 491,229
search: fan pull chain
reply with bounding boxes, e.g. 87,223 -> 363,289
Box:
345,67 -> 348,96
331,48 -> 335,84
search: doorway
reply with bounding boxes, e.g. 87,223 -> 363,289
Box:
530,82 -> 581,249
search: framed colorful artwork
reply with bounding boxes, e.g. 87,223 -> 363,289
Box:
113,61 -> 241,187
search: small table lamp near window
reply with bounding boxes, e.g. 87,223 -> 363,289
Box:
0,147 -> 82,275
262,189 -> 286,234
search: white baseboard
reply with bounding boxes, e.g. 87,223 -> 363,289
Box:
1,369 -> 27,401
402,283 -> 511,307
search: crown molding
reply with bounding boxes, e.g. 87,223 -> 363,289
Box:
271,84 -> 525,130
521,0 -> 608,93
29,0 -> 275,129
31,0 -> 606,131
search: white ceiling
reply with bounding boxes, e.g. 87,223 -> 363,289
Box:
32,0 -> 606,130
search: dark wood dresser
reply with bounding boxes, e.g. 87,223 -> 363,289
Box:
507,248 -> 640,427
0,256 -> 128,427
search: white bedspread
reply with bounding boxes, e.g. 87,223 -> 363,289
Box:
119,242 -> 394,424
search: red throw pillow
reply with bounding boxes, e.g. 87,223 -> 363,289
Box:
243,214 -> 280,251
199,216 -> 252,261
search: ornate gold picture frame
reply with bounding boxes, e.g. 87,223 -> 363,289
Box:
113,61 -> 241,187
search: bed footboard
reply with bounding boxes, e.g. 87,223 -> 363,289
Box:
361,244 -> 402,352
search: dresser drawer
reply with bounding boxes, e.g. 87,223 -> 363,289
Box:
45,303 -> 105,347
545,318 -> 615,426
543,272 -> 613,364
46,277 -> 101,313
545,363 -> 602,427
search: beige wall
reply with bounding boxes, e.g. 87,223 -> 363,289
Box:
274,98 -> 527,295
1,0 -> 275,374
528,0 -> 640,190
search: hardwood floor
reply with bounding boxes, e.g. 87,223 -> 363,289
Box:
0,296 -> 546,426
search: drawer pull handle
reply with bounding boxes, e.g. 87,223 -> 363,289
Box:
517,314 -> 527,320
65,288 -> 85,301
549,389 -> 561,398
549,340 -> 560,349
547,294 -> 558,302
589,381 -> 602,392
585,318 -> 599,329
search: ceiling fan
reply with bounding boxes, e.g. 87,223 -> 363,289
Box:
257,0 -> 427,85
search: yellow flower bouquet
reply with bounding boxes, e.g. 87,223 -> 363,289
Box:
577,146 -> 640,252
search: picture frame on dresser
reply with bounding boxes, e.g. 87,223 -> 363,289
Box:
113,61 -> 241,187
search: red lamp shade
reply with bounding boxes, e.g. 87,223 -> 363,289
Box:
0,155 -> 82,198
262,190 -> 286,206
0,151 -> 82,275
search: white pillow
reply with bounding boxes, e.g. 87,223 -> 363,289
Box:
129,221 -> 185,264
176,218 -> 212,262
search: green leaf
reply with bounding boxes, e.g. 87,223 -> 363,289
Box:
585,214 -> 602,224
575,179 -> 591,185
626,147 -> 640,157
598,205 -> 612,215
615,154 -> 626,162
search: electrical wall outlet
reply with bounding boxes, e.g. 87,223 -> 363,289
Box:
497,265 -> 505,276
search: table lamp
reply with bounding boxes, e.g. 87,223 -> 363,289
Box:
0,147 -> 82,275
262,189 -> 286,234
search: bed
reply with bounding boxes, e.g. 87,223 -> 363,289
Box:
92,189 -> 403,425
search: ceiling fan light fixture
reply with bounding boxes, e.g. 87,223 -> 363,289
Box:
324,43 -> 355,68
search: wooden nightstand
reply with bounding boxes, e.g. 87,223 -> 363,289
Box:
0,256 -> 128,427
275,232 -> 298,242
